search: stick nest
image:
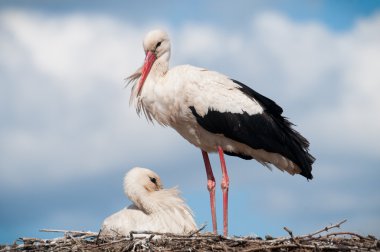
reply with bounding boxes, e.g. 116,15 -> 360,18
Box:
1,220 -> 379,251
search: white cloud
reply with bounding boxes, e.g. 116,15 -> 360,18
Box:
1,10 -> 142,95
301,13 -> 380,157
175,24 -> 244,67
0,9 -> 183,189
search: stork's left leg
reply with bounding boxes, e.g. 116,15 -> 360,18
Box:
201,150 -> 217,234
217,146 -> 229,236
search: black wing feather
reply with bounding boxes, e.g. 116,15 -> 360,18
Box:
232,79 -> 283,115
189,80 -> 315,179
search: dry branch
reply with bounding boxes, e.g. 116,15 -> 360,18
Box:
1,220 -> 379,251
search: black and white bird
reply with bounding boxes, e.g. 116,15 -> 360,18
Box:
127,29 -> 315,236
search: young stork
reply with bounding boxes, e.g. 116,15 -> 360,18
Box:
101,167 -> 197,235
127,29 -> 315,236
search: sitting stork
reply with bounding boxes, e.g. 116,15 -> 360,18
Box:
101,167 -> 197,235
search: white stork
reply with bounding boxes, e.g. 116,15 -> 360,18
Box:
101,167 -> 197,235
127,29 -> 315,236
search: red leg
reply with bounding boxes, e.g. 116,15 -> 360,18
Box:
201,150 -> 217,234
217,146 -> 229,236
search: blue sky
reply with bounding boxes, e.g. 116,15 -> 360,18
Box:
1,0 -> 380,244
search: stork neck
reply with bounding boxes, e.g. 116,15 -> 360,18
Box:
127,189 -> 157,214
150,53 -> 169,80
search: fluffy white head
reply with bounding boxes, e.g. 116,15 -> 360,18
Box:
124,167 -> 163,212
143,29 -> 171,61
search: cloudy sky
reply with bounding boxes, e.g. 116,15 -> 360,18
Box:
1,0 -> 379,243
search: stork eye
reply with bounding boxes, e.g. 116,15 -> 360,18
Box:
155,41 -> 162,49
149,177 -> 157,184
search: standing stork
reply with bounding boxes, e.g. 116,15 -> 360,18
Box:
127,29 -> 315,236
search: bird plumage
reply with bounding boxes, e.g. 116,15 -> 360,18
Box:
128,61 -> 314,178
190,79 -> 314,179
127,29 -> 315,236
101,167 -> 197,235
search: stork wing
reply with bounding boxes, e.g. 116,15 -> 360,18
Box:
184,69 -> 314,179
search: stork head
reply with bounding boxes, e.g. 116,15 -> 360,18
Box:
135,29 -> 171,96
124,167 -> 163,208
143,29 -> 171,60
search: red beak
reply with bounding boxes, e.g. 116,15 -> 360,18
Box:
137,51 -> 156,96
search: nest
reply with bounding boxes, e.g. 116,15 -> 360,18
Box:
1,220 -> 379,251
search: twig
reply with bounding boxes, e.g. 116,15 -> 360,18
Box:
262,219 -> 349,244
188,223 -> 207,237
283,226 -> 294,238
95,228 -> 103,244
39,229 -> 98,236
326,231 -> 365,239
283,226 -> 302,247
96,237 -> 130,248
129,228 -> 212,239
246,243 -> 345,252
301,219 -> 347,238
67,233 -> 81,246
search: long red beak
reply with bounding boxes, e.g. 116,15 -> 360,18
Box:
137,51 -> 156,96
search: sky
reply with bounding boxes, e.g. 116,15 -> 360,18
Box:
1,0 -> 380,244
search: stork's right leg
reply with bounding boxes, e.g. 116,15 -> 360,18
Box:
201,150 -> 217,234
217,146 -> 229,237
